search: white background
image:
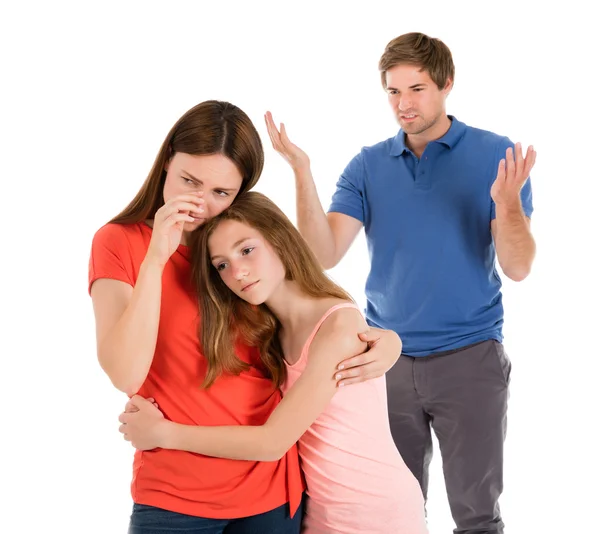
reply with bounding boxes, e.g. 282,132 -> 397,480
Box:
1,1 -> 598,532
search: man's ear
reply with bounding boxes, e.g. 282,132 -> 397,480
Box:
444,78 -> 454,95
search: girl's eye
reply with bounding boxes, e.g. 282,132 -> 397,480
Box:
215,190 -> 229,197
216,263 -> 227,272
241,247 -> 254,256
183,177 -> 195,185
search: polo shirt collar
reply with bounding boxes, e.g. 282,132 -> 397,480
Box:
389,115 -> 467,156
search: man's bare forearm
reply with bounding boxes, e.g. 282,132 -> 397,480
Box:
294,166 -> 337,268
494,204 -> 536,282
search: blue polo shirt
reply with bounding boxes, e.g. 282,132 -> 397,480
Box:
328,116 -> 533,356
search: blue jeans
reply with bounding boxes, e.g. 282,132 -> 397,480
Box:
128,497 -> 305,534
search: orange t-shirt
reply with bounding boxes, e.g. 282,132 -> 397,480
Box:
88,222 -> 304,519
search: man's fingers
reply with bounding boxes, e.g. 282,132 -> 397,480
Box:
496,159 -> 506,182
514,142 -> 524,179
524,146 -> 536,177
505,146 -> 515,179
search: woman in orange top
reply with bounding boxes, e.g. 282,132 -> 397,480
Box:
89,100 -> 402,534
120,192 -> 428,533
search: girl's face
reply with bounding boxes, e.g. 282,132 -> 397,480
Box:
208,219 -> 286,305
163,152 -> 243,230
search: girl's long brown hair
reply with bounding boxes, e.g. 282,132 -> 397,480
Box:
109,100 -> 264,224
190,192 -> 353,388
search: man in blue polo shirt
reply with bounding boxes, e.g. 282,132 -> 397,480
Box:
265,31 -> 536,533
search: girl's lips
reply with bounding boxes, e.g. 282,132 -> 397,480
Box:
241,281 -> 259,292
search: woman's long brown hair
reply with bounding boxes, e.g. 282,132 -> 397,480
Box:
109,100 -> 264,224
190,192 -> 353,388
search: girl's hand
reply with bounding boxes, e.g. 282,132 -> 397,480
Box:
334,327 -> 402,387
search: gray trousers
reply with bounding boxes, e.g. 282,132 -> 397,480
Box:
386,339 -> 511,534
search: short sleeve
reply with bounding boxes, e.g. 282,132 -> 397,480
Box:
88,223 -> 135,294
491,137 -> 534,220
327,152 -> 366,224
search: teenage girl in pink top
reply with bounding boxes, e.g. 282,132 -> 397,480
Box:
121,192 -> 428,533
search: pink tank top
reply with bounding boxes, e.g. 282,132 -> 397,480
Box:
282,303 -> 428,533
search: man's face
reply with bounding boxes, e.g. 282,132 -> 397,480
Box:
385,63 -> 452,136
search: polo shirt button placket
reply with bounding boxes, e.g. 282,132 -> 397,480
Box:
416,164 -> 431,190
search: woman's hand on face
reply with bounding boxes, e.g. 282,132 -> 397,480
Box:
146,192 -> 205,267
333,327 -> 402,387
118,395 -> 169,451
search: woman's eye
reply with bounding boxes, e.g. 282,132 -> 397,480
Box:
216,263 -> 227,271
241,247 -> 254,256
215,190 -> 229,197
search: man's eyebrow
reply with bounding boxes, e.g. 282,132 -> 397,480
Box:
387,83 -> 427,91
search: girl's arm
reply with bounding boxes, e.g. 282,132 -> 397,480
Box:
121,308 -> 367,460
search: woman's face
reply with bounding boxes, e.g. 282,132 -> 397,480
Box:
163,152 -> 244,231
208,219 -> 286,306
